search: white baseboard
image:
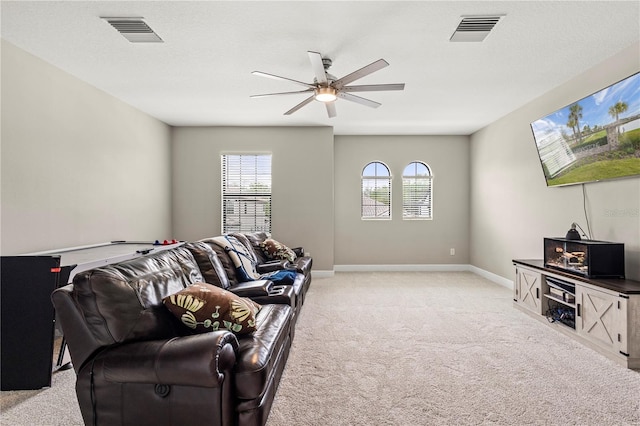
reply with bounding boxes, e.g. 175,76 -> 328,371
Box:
334,264 -> 469,272
468,265 -> 514,289
328,264 -> 514,289
311,270 -> 335,278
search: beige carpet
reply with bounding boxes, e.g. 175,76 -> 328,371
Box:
267,272 -> 640,425
2,272 -> 639,425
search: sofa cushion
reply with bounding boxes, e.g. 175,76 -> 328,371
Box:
70,247 -> 205,346
199,238 -> 241,285
210,235 -> 261,282
242,232 -> 270,264
243,231 -> 270,246
259,238 -> 297,263
184,242 -> 231,289
230,233 -> 259,264
163,283 -> 260,335
234,303 -> 292,400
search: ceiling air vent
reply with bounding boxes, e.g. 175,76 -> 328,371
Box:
102,17 -> 163,43
450,15 -> 505,42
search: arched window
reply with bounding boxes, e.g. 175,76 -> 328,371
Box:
361,161 -> 391,219
402,161 -> 432,219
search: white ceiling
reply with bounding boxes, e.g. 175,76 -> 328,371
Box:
1,1 -> 639,135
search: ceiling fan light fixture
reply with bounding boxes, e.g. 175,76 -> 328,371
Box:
315,87 -> 337,102
252,51 -> 404,117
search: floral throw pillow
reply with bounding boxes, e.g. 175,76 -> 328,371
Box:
259,238 -> 297,263
163,283 -> 260,335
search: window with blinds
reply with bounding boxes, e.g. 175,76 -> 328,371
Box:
402,161 -> 432,220
361,161 -> 392,220
221,154 -> 272,233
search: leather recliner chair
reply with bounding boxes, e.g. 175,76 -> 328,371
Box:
197,233 -> 312,316
51,245 -> 294,426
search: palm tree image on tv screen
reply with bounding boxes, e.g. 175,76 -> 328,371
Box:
530,72 -> 640,187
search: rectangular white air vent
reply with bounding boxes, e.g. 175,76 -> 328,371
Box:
450,15 -> 505,42
102,17 -> 163,43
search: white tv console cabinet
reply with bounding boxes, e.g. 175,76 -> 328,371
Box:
513,259 -> 640,370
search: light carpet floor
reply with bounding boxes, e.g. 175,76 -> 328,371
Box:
2,272 -> 639,425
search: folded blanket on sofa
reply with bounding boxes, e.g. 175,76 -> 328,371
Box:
210,235 -> 261,282
262,269 -> 297,286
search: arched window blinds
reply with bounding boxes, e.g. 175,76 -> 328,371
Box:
361,161 -> 392,220
402,161 -> 432,219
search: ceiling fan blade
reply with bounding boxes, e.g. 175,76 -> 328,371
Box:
342,83 -> 405,92
337,92 -> 381,108
252,71 -> 315,89
333,59 -> 389,88
325,101 -> 337,118
250,89 -> 314,98
284,95 -> 315,115
308,51 -> 328,85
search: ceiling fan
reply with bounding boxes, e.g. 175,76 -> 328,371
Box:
251,51 -> 405,118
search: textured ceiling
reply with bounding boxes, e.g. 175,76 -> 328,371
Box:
1,1 -> 639,135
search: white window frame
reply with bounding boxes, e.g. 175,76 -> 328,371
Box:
402,161 -> 433,220
361,161 -> 392,220
221,153 -> 272,233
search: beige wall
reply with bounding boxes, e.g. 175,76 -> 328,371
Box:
334,135 -> 470,266
470,42 -> 640,281
0,40 -> 172,254
4,38 -> 638,280
171,126 -> 335,271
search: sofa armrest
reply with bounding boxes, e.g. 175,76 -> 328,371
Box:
292,247 -> 304,258
95,332 -> 238,388
229,279 -> 273,297
256,260 -> 291,274
291,256 -> 312,275
52,284 -> 103,373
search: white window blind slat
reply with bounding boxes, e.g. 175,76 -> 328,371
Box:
402,162 -> 433,219
361,161 -> 392,220
222,154 -> 272,233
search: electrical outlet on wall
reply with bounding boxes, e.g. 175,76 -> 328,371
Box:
450,248 -> 455,256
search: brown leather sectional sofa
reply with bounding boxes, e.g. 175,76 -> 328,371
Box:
51,234 -> 312,426
197,232 -> 312,324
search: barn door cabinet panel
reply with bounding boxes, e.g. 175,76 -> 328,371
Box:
513,259 -> 640,370
514,266 -> 543,315
576,284 -> 627,355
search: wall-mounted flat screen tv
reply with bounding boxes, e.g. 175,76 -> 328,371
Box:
530,71 -> 640,187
